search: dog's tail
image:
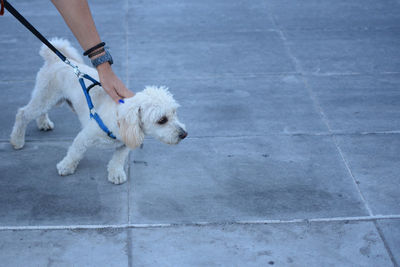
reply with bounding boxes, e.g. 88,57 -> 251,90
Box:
39,38 -> 84,64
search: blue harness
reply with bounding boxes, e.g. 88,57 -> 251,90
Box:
67,60 -> 117,139
3,0 -> 117,139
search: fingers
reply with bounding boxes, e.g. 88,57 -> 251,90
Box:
117,88 -> 134,99
115,81 -> 134,99
103,85 -> 121,103
104,84 -> 134,103
121,88 -> 135,98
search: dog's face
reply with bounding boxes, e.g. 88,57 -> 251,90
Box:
118,86 -> 187,148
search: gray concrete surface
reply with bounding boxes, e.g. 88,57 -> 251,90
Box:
0,0 -> 399,266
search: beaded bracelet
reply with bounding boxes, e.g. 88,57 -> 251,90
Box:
91,50 -> 113,68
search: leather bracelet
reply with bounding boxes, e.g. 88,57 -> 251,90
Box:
91,50 -> 113,67
88,47 -> 106,58
83,42 -> 105,56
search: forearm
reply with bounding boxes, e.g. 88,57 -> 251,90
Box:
51,0 -> 101,51
51,0 -> 134,101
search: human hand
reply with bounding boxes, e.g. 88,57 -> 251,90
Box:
97,63 -> 134,103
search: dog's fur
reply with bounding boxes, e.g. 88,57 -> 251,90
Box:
10,38 -> 187,184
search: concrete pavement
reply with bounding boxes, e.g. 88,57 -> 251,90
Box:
0,0 -> 399,266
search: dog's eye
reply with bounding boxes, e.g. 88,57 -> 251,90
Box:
158,116 -> 168,125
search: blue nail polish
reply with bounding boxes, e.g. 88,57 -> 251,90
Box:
119,99 -> 125,104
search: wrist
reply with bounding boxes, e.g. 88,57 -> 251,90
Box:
96,60 -> 112,72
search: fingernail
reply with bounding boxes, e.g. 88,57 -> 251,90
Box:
119,99 -> 125,104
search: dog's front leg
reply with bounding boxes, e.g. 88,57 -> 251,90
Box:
107,145 -> 130,185
57,129 -> 93,176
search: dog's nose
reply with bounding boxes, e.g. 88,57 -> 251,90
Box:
179,130 -> 188,140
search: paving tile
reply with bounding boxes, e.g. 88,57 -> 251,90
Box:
0,142 -> 128,226
129,136 -> 368,224
0,34 -> 127,82
306,74 -> 400,133
267,0 -> 400,30
128,31 -> 295,79
130,76 -> 328,137
0,81 -> 80,141
284,29 -> 400,74
128,0 -> 272,36
336,134 -> 400,215
129,221 -> 391,266
377,219 -> 400,265
0,228 -> 128,267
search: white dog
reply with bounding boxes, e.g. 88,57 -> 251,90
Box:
10,38 -> 187,184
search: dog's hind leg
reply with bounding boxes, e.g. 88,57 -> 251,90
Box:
36,113 -> 54,131
10,80 -> 61,149
107,145 -> 130,184
10,104 -> 50,150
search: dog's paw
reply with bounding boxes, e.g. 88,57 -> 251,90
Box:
108,169 -> 127,185
37,118 -> 54,131
10,135 -> 25,150
57,159 -> 77,176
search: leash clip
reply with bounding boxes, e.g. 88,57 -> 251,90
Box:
73,67 -> 83,78
64,58 -> 83,78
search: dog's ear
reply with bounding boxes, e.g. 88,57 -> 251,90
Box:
118,106 -> 144,149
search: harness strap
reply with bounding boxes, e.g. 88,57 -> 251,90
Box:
91,112 -> 117,139
79,77 -> 116,139
3,0 -> 117,139
83,74 -> 101,91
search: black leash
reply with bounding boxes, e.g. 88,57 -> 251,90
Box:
3,1 -> 66,62
1,0 -> 117,139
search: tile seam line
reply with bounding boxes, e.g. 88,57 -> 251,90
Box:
2,71 -> 400,84
1,215 -> 400,231
124,0 -> 131,227
127,71 -> 400,79
120,26 -> 400,37
374,220 -> 399,267
2,131 -> 400,144
267,12 -> 374,215
124,3 -> 133,267
332,136 -> 373,215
